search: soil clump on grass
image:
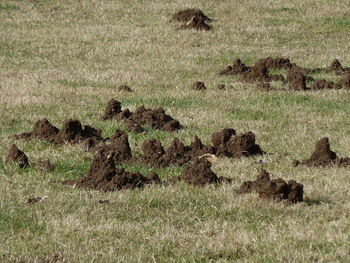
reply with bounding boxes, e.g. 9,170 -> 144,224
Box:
286,69 -> 307,90
172,158 -> 231,186
292,137 -> 350,167
192,81 -> 207,90
237,169 -> 304,203
5,144 -> 30,168
310,79 -> 341,90
11,118 -> 104,147
171,9 -> 212,23
102,99 -> 182,132
219,59 -> 250,75
63,148 -> 160,191
177,14 -> 212,30
211,128 -> 264,158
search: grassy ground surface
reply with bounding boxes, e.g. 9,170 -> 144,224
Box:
1,0 -> 350,262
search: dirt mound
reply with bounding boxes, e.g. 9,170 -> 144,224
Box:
139,136 -> 214,167
192,81 -> 207,90
293,137 -> 350,167
177,14 -> 212,30
12,119 -> 104,147
219,59 -> 250,75
339,73 -> 350,89
63,148 -> 160,191
171,9 -> 212,23
237,170 -> 304,203
5,144 -> 30,168
102,100 -> 182,132
211,129 -> 264,158
255,57 -> 292,70
118,85 -> 133,92
175,158 -> 230,186
330,59 -> 344,74
286,70 -> 307,90
36,160 -> 55,172
310,79 -> 341,90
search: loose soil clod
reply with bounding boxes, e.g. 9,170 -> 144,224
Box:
192,81 -> 207,90
237,169 -> 304,203
310,79 -> 341,90
5,144 -> 30,168
286,69 -> 307,90
102,100 -> 182,132
170,9 -> 212,23
177,14 -> 212,30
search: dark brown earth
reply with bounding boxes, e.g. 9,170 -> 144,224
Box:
255,57 -> 292,70
177,14 -> 212,30
339,73 -> 350,89
292,137 -> 350,167
256,82 -> 274,91
173,158 -> 231,186
63,147 -> 160,191
170,9 -> 212,23
310,79 -> 341,90
5,144 -> 30,168
237,169 -> 304,203
286,69 -> 307,90
329,59 -> 350,75
36,160 -> 55,172
102,100 -> 182,132
211,129 -> 264,158
11,118 -> 104,147
139,136 -> 215,167
192,81 -> 207,90
219,59 -> 250,75
118,85 -> 133,92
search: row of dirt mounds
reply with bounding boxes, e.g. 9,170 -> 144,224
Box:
237,169 -> 304,203
292,137 -> 350,167
102,99 -> 182,132
219,57 -> 350,91
11,118 -> 104,148
5,144 -> 55,171
170,8 -> 212,31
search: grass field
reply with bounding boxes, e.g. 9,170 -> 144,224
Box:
1,0 -> 350,262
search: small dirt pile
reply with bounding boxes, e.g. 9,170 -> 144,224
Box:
139,136 -> 215,167
102,100 -> 182,132
63,148 -> 160,191
171,9 -> 212,23
219,59 -> 250,75
237,170 -> 304,203
173,158 -> 230,186
211,128 -> 264,158
255,57 -> 292,70
293,137 -> 350,167
286,69 -> 307,90
310,80 -> 341,90
192,81 -> 207,90
178,14 -> 212,30
11,118 -> 104,147
5,144 -> 30,168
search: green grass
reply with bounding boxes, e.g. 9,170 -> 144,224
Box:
1,0 -> 350,262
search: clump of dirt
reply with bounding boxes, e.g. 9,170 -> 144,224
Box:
139,136 -> 215,167
255,57 -> 292,70
192,81 -> 207,90
339,73 -> 350,89
11,119 -> 104,147
36,160 -> 55,172
330,59 -> 344,74
293,137 -> 350,167
170,9 -> 212,23
63,148 -> 160,191
286,69 -> 307,90
219,59 -> 250,75
102,100 -> 182,132
237,169 -> 304,203
242,63 -> 271,82
118,85 -> 133,92
310,79 -> 341,90
126,122 -> 145,133
5,144 -> 30,168
174,158 -> 230,186
177,14 -> 212,30
211,129 -> 264,158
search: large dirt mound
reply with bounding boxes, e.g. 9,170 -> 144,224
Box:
211,128 -> 264,158
139,136 -> 215,167
5,144 -> 30,168
102,100 -> 182,132
11,118 -> 104,147
63,148 -> 160,191
171,9 -> 212,23
286,69 -> 307,90
293,137 -> 350,167
237,170 -> 304,203
255,57 -> 292,70
174,158 -> 230,186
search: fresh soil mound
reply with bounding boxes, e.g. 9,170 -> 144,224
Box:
211,129 -> 264,158
242,63 -> 270,82
192,81 -> 207,90
237,169 -> 304,203
139,136 -> 214,167
293,137 -> 350,167
12,119 -> 104,147
63,148 -> 160,191
330,59 -> 344,74
170,9 -> 212,23
177,14 -> 211,31
175,158 -> 230,186
36,160 -> 55,172
286,69 -> 307,90
118,85 -> 133,92
310,79 -> 341,90
102,100 -> 182,132
219,59 -> 250,75
255,57 -> 292,70
5,144 -> 30,168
